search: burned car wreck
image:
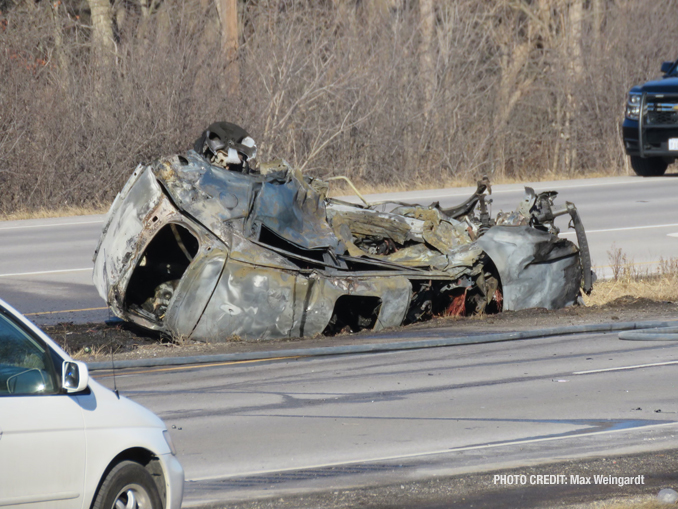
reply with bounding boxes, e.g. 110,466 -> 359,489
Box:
93,152 -> 594,341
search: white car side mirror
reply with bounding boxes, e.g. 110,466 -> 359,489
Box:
62,361 -> 89,393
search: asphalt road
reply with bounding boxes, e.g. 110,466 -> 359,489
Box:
2,174 -> 677,507
91,328 -> 678,507
1,175 -> 678,323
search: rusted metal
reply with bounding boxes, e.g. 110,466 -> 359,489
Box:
93,152 -> 594,341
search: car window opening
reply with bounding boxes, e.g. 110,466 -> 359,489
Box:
125,223 -> 199,322
342,258 -> 395,271
323,295 -> 382,335
258,225 -> 327,269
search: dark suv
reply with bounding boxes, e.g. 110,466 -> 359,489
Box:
622,59 -> 678,176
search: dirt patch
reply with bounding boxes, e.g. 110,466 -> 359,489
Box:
42,296 -> 678,364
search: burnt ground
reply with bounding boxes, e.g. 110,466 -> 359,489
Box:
42,296 -> 678,363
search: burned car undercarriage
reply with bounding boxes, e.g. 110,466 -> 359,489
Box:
93,152 -> 594,341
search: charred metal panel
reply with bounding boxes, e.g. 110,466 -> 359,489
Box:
153,153 -> 256,239
305,275 -> 411,335
381,243 -> 450,270
191,259 -> 302,340
93,166 -> 170,321
164,249 -> 227,339
477,226 -> 581,310
189,261 -> 411,340
249,170 -> 339,251
228,234 -> 306,272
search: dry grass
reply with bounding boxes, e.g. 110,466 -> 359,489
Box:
0,205 -> 109,221
584,248 -> 678,307
70,343 -> 110,361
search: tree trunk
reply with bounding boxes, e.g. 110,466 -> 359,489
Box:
492,40 -> 532,177
139,0 -> 155,18
591,0 -> 604,50
564,0 -> 583,173
86,0 -> 115,66
568,0 -> 583,80
215,0 -> 240,95
49,2 -> 70,86
419,0 -> 436,113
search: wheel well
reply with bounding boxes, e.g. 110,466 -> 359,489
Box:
90,448 -> 167,509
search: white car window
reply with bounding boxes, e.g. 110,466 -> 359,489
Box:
0,311 -> 58,395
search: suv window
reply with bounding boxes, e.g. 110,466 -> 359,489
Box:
0,310 -> 58,395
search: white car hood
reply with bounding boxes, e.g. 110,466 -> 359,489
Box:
78,379 -> 166,431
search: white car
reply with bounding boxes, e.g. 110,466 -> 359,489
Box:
0,298 -> 183,509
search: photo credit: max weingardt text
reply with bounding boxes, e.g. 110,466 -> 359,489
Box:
493,474 -> 645,486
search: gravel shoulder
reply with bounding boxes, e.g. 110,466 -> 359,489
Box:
42,296 -> 678,363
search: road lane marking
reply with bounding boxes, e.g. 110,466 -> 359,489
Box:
0,268 -> 92,278
24,306 -> 108,316
559,222 -> 678,236
573,360 -> 678,375
186,421 -> 678,482
0,220 -> 104,231
93,356 -> 303,378
668,233 -> 678,238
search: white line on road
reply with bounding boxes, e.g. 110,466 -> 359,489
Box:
573,361 -> 678,375
559,222 -> 678,236
0,268 -> 92,278
186,421 -> 678,482
0,220 -> 104,231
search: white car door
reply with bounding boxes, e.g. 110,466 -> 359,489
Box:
0,309 -> 86,509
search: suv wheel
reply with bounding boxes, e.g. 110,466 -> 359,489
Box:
630,156 -> 668,176
93,460 -> 163,509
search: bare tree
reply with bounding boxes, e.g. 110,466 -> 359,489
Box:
563,0 -> 584,173
86,0 -> 115,65
2,0 -> 678,215
215,0 -> 239,94
419,0 -> 436,113
488,1 -> 539,176
591,0 -> 605,49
